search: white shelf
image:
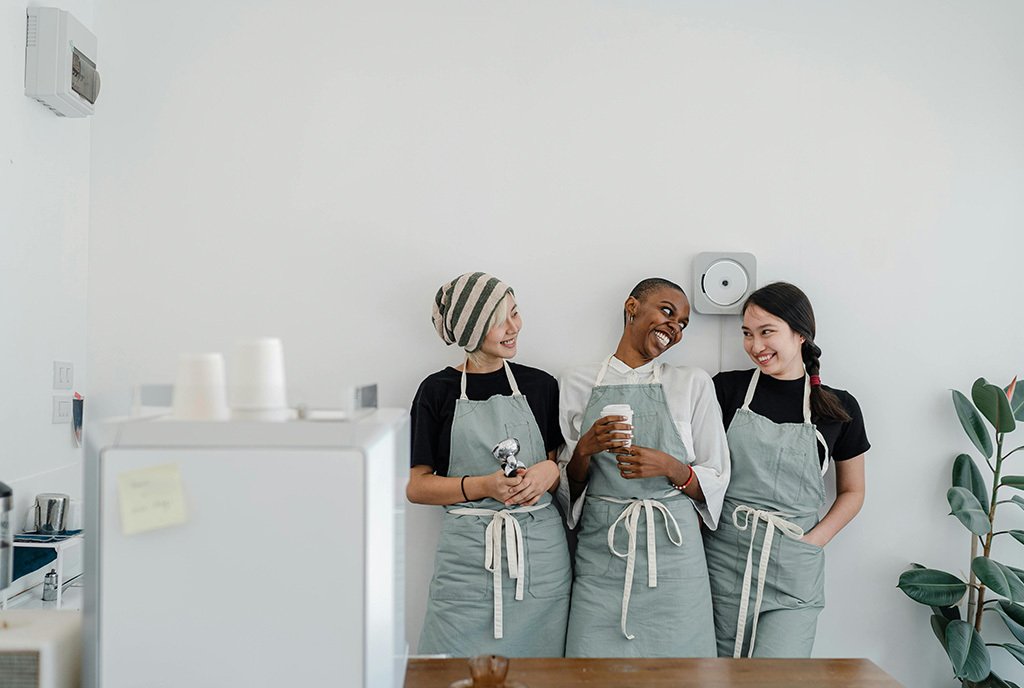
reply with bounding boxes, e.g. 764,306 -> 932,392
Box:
9,533 -> 84,608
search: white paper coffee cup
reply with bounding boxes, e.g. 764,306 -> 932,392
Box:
172,353 -> 229,420
229,338 -> 288,418
600,403 -> 634,447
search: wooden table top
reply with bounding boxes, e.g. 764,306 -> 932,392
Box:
406,657 -> 904,688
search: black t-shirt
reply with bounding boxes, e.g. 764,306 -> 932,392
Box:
713,369 -> 870,465
410,362 -> 563,476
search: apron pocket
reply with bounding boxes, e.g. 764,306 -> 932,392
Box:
630,412 -> 661,449
705,524 -> 744,597
652,498 -> 706,582
504,421 -> 544,465
772,536 -> 825,608
574,500 -> 617,577
523,514 -> 571,599
429,516 -> 490,601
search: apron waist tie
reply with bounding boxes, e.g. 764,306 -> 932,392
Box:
731,505 -> 806,658
447,503 -> 549,640
597,496 -> 683,640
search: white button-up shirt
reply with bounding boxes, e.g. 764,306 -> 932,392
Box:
557,356 -> 731,530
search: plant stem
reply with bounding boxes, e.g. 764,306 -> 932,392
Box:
975,432 -> 1005,632
1003,445 -> 1024,460
968,534 -> 979,623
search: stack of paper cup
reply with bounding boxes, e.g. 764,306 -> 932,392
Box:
600,403 -> 634,447
229,338 -> 289,421
171,353 -> 229,420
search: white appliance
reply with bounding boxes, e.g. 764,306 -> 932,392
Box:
83,409 -> 408,688
25,7 -> 100,117
0,610 -> 82,688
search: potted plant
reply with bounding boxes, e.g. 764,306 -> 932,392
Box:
898,376 -> 1024,687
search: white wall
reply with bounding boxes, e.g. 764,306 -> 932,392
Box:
1,0 -> 92,593
88,2 -> 1024,685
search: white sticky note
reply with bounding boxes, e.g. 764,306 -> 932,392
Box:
117,463 -> 187,535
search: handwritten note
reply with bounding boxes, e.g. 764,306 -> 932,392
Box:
117,463 -> 187,535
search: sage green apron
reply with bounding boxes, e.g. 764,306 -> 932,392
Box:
703,369 -> 829,658
565,356 -> 716,658
418,360 -> 571,657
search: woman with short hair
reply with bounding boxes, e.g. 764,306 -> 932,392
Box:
559,277 -> 730,657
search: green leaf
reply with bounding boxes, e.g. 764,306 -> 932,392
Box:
981,673 -> 1016,688
973,378 -> 1017,434
1001,644 -> 1024,666
1001,476 -> 1024,490
973,557 -> 1024,603
1009,532 -> 1024,547
954,454 -> 990,512
995,602 -> 1024,644
1008,566 -> 1024,582
898,567 -> 968,607
948,487 -> 992,536
945,619 -> 992,681
955,389 -> 994,459
1010,496 -> 1024,512
973,674 -> 1015,688
931,614 -> 951,650
1008,379 -> 1024,422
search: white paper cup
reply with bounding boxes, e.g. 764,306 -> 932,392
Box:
229,338 -> 288,419
172,353 -> 229,420
600,403 -> 634,447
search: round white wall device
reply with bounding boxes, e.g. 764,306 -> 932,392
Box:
692,252 -> 757,315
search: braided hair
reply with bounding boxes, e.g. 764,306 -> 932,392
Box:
743,282 -> 851,423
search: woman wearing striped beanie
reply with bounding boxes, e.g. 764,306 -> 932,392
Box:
409,271 -> 571,657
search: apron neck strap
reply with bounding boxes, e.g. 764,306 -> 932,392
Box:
804,375 -> 830,474
595,355 -> 660,387
802,374 -> 812,424
460,357 -> 522,400
741,369 -> 760,409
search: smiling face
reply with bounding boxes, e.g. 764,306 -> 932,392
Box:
621,286 -> 690,364
742,304 -> 806,380
476,295 -> 521,362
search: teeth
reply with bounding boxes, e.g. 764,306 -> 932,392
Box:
757,353 -> 773,363
654,332 -> 669,347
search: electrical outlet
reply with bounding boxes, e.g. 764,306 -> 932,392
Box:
52,396 -> 72,423
53,361 -> 73,390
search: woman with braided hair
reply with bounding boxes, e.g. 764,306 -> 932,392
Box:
703,282 -> 869,658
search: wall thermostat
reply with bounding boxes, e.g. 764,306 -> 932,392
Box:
692,252 -> 757,315
25,7 -> 100,117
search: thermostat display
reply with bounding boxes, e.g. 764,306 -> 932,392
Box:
72,48 -> 100,104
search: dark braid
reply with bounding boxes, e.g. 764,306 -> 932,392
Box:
623,277 -> 686,325
744,282 -> 851,423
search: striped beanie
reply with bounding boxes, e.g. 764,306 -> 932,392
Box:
432,272 -> 514,352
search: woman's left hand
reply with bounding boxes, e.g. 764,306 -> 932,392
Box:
801,530 -> 828,548
506,460 -> 560,506
612,445 -> 677,479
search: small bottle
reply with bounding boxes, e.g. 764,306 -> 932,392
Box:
42,569 -> 58,601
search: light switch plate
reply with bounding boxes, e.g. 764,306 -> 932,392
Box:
52,395 -> 72,423
53,360 -> 73,389
692,252 -> 757,315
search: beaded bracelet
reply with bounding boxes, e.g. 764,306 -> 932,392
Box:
669,466 -> 695,492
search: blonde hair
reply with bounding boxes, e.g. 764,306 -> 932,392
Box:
465,293 -> 514,367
